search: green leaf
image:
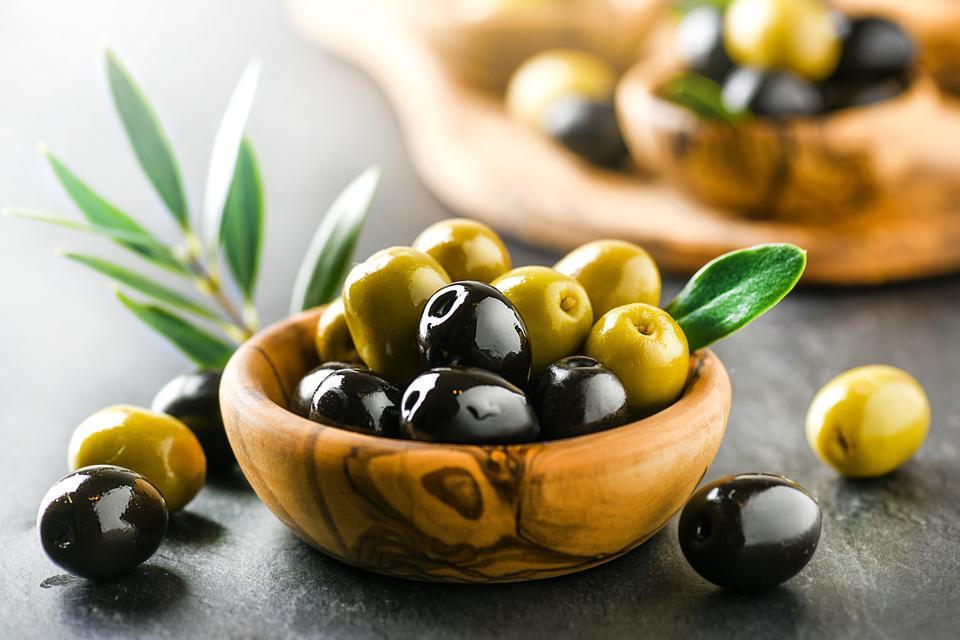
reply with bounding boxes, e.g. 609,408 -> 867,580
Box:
290,166 -> 380,314
665,244 -> 806,351
3,207 -> 171,249
674,0 -> 734,15
64,252 -> 221,321
106,49 -> 189,228
40,148 -> 188,274
220,138 -> 263,300
662,72 -> 750,123
116,290 -> 235,369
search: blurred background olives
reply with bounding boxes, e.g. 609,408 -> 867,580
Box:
530,356 -> 630,440
554,239 -> 661,316
151,370 -> 233,471
677,6 -> 734,83
539,97 -> 628,168
412,218 -> 512,283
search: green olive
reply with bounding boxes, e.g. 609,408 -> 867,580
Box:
584,304 -> 689,417
68,405 -> 206,511
412,218 -> 512,283
492,266 -> 593,373
343,247 -> 451,385
724,0 -> 840,81
554,240 -> 661,317
315,298 -> 362,364
806,365 -> 930,478
506,49 -> 617,127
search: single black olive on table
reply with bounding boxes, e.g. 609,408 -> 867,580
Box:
676,6 -> 734,83
529,356 -> 631,440
722,67 -> 824,118
401,367 -> 540,444
37,465 -> 168,579
832,16 -> 915,80
290,361 -> 367,418
151,370 -> 233,471
418,281 -> 532,387
678,473 -> 822,591
309,368 -> 400,437
540,98 -> 629,169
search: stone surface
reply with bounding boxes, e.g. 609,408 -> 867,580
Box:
1,1 -> 958,638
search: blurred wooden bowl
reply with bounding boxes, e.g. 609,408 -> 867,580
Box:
220,307 -> 731,583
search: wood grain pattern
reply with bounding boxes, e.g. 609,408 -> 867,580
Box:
220,307 -> 732,583
286,0 -> 960,285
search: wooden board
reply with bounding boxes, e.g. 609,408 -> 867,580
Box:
287,0 -> 960,285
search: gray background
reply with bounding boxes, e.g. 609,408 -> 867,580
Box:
1,1 -> 958,638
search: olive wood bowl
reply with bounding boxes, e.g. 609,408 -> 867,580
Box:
220,306 -> 731,583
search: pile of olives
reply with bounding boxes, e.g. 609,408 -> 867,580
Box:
294,219 -> 683,444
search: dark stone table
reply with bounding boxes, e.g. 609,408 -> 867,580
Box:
1,2 -> 957,638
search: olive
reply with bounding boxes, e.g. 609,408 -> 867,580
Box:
290,361 -> 366,418
492,266 -> 593,374
151,370 -> 232,472
821,73 -> 908,112
68,405 -> 206,511
832,16 -> 915,80
722,67 -> 824,118
412,219 -> 512,283
554,239 -> 661,317
506,48 -> 617,127
806,365 -> 930,478
37,465 -> 168,579
676,6 -> 734,83
679,473 -> 822,591
401,367 -> 539,444
343,247 -> 451,385
540,98 -> 629,168
315,299 -> 362,365
417,281 -> 531,387
309,368 -> 401,437
584,303 -> 689,417
529,356 -> 630,440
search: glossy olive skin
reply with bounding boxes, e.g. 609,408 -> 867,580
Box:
69,405 -> 206,511
492,266 -> 593,374
309,369 -> 401,437
832,17 -> 915,80
418,281 -> 531,387
290,361 -> 366,418
37,465 -> 168,579
343,247 -> 451,385
677,6 -> 734,83
412,219 -> 512,283
151,370 -> 232,471
315,299 -> 362,364
529,356 -> 630,440
722,67 -> 823,118
585,303 -> 689,417
540,98 -> 628,168
679,474 -> 822,591
554,239 -> 661,317
401,367 -> 539,444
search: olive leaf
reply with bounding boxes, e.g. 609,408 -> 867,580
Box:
3,207 -> 171,249
106,49 -> 189,229
220,138 -> 263,301
665,243 -> 806,351
289,165 -> 380,314
674,0 -> 734,15
662,72 -> 749,123
116,290 -> 235,369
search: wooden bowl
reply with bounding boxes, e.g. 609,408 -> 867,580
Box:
618,58 -> 942,221
220,307 -> 732,583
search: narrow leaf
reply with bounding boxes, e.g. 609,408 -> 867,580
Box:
65,252 -> 221,321
290,166 -> 380,314
116,290 -> 235,369
3,207 -> 170,248
106,49 -> 189,228
203,58 -> 262,258
220,138 -> 264,300
665,243 -> 806,351
662,72 -> 750,123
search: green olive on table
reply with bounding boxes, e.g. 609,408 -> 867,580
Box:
68,405 -> 206,511
151,370 -> 233,471
806,365 -> 930,478
343,247 -> 451,386
492,266 -> 593,374
585,303 -> 689,417
315,298 -> 361,364
554,239 -> 661,317
412,218 -> 511,283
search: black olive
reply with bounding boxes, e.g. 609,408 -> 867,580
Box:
309,368 -> 400,437
529,356 -> 631,440
290,361 -> 367,418
678,473 -> 822,591
832,16 -> 915,80
418,282 -> 531,387
677,6 -> 734,83
151,370 -> 233,471
821,72 -> 909,111
401,367 -> 539,444
722,67 -> 824,118
37,465 -> 168,579
540,98 -> 629,169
